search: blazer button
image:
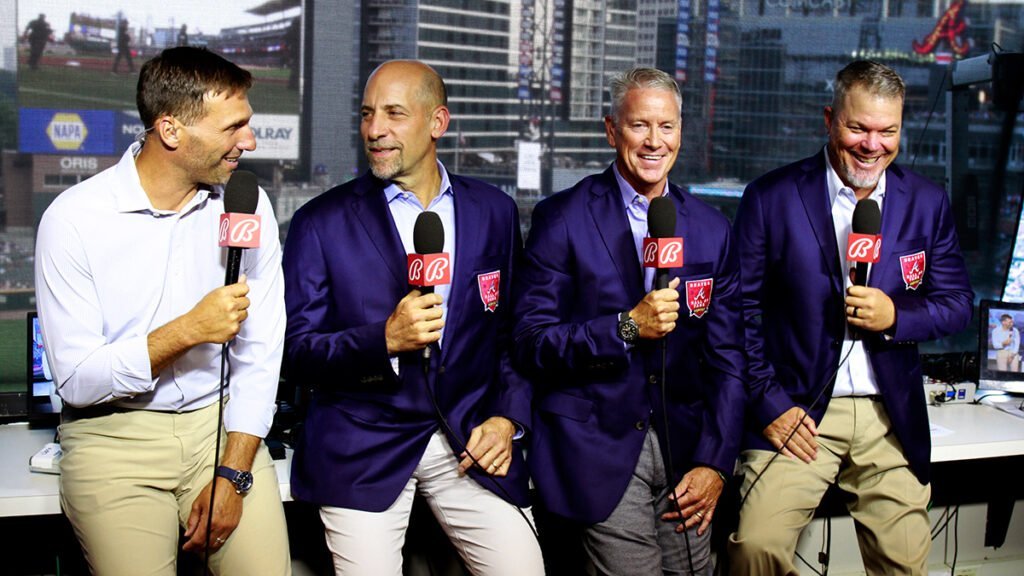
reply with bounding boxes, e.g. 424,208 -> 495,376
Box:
438,366 -> 446,375
635,420 -> 646,431
648,374 -> 658,384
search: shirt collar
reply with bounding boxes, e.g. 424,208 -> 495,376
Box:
823,146 -> 886,207
384,160 -> 454,205
113,142 -> 215,216
612,162 -> 668,209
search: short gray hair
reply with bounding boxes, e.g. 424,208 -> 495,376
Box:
831,60 -> 905,111
608,67 -> 682,121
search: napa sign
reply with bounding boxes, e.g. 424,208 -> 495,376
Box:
20,109 -> 115,155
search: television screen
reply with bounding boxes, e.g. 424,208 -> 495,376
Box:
978,300 -> 1024,393
1002,202 -> 1024,302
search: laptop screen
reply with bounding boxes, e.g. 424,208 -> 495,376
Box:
27,311 -> 58,416
978,300 -> 1024,394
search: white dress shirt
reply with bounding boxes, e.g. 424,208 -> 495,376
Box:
825,148 -> 884,397
34,142 -> 285,438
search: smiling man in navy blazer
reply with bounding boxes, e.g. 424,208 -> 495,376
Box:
513,67 -> 745,575
727,61 -> 973,575
282,60 -> 543,576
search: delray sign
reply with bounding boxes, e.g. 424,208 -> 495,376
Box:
246,114 -> 300,161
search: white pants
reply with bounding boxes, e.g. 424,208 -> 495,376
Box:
319,430 -> 545,576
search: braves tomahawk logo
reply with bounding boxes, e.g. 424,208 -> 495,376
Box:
477,270 -> 501,312
899,251 -> 926,290
912,0 -> 969,57
685,278 -> 713,318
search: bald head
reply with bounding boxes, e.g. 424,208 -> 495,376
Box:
367,60 -> 447,109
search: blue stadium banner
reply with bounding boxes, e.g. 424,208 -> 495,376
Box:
116,112 -> 146,151
19,108 -> 116,155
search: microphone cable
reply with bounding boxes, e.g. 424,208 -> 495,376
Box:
657,335 -> 697,575
723,339 -> 855,576
420,352 -> 542,543
203,342 -> 231,571
736,342 -> 854,511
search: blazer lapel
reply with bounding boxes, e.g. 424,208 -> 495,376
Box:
440,182 -> 481,363
588,170 -> 644,303
870,167 -> 906,288
796,157 -> 842,294
351,175 -> 407,287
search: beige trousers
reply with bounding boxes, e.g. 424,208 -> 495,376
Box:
59,402 -> 291,575
319,430 -> 544,576
728,397 -> 931,576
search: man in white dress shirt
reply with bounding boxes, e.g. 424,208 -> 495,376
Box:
34,47 -> 290,575
992,314 -> 1021,372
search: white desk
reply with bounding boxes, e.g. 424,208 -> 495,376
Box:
0,423 -> 293,518
4,404 -> 1024,518
928,402 -> 1024,462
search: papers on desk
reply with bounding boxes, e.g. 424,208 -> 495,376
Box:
981,395 -> 1024,420
929,423 -> 955,438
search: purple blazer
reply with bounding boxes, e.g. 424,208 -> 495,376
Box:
513,168 -> 747,524
733,153 -> 974,484
283,171 -> 531,510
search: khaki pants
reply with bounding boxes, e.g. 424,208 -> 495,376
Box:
996,349 -> 1020,372
59,402 -> 291,575
728,397 -> 930,576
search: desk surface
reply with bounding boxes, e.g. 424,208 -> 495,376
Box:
928,402 -> 1024,462
0,423 -> 292,517
3,403 -> 1023,517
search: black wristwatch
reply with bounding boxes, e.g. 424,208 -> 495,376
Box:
617,311 -> 639,344
216,466 -> 254,495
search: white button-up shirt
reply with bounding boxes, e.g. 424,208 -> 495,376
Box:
34,142 -> 285,437
825,148 -> 884,397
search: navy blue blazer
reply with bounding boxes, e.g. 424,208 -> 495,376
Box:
283,171 -> 531,510
733,153 -> 974,484
513,168 -> 746,524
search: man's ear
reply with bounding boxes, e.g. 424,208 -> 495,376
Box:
155,116 -> 181,149
604,115 -> 617,148
431,105 -> 451,140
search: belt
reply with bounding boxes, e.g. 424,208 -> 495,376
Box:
61,402 -> 209,422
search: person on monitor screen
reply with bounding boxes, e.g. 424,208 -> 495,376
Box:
728,60 -> 974,575
993,314 -> 1020,372
34,47 -> 291,574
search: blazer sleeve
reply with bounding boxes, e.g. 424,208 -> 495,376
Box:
283,205 -> 396,386
513,200 -> 629,378
889,190 -> 973,343
733,185 -> 797,429
484,199 -> 533,432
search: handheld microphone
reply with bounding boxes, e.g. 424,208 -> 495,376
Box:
846,199 -> 882,287
643,196 -> 683,290
410,212 -> 450,364
219,170 -> 261,286
409,212 -> 451,292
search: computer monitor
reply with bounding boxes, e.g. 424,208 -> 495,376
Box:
978,299 -> 1024,393
26,311 -> 59,422
1001,200 -> 1024,302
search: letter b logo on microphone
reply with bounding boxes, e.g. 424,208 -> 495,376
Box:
642,237 -> 684,268
407,253 -> 451,287
219,213 -> 261,248
846,233 -> 881,264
